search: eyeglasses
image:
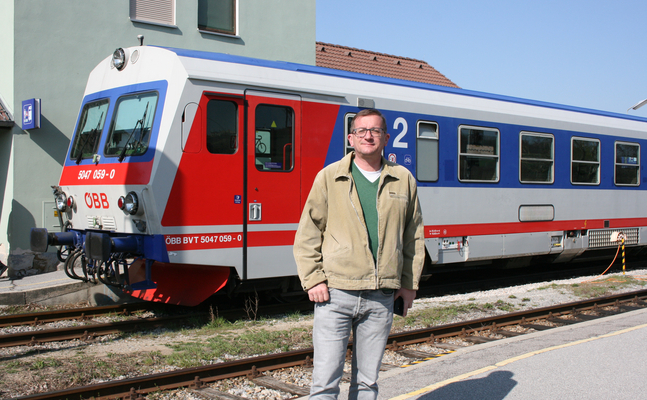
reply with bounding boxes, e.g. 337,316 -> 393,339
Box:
352,127 -> 385,138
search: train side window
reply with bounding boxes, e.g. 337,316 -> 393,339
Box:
458,125 -> 499,182
571,137 -> 600,185
345,113 -> 356,155
105,91 -> 158,159
615,141 -> 640,186
207,99 -> 237,154
70,98 -> 110,163
520,132 -> 554,184
255,104 -> 294,172
416,121 -> 439,182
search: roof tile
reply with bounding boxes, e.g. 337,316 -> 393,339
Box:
316,42 -> 459,88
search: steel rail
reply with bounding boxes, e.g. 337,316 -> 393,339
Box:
14,288 -> 647,400
0,302 -> 150,328
0,313 -> 207,348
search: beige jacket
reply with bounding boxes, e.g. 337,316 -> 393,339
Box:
294,152 -> 425,292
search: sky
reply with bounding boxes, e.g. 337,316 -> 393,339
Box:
316,0 -> 647,117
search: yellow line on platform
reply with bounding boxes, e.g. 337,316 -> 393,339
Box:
390,322 -> 647,400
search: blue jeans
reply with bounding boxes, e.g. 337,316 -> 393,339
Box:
310,288 -> 394,400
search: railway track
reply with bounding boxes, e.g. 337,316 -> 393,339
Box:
14,289 -> 647,400
0,262 -> 640,349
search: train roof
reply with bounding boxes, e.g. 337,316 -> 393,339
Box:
159,46 -> 647,125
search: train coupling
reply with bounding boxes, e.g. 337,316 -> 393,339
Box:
30,227 -> 167,290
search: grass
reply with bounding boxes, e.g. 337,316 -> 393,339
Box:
538,274 -> 646,298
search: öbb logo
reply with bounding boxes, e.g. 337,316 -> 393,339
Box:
85,193 -> 109,209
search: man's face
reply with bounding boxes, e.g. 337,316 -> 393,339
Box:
348,114 -> 389,159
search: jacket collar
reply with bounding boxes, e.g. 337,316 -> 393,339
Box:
333,152 -> 399,181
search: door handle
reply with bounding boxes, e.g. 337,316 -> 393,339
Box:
249,203 -> 262,221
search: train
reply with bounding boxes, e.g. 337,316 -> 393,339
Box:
30,45 -> 647,306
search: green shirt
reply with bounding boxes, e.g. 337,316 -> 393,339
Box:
351,162 -> 380,262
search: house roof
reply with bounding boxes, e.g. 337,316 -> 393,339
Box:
316,42 -> 459,89
0,96 -> 14,128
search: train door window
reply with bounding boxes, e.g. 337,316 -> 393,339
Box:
615,141 -> 640,186
207,99 -> 238,154
70,98 -> 109,163
416,121 -> 439,182
105,91 -> 158,159
198,0 -> 237,36
345,113 -> 357,155
458,126 -> 499,182
255,104 -> 294,171
571,137 -> 600,185
520,132 -> 554,184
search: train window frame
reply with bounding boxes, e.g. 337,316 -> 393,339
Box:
416,121 -> 439,182
206,99 -> 238,155
198,0 -> 238,37
70,98 -> 110,163
104,91 -> 159,160
458,125 -> 500,183
519,132 -> 554,184
571,137 -> 600,185
254,103 -> 294,172
344,113 -> 357,155
614,141 -> 640,186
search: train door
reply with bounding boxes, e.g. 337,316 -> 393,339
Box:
244,91 -> 301,279
161,94 -> 245,269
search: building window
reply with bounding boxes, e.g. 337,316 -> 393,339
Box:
416,121 -> 439,182
198,0 -> 237,36
255,105 -> 293,171
571,137 -> 600,185
615,141 -> 640,186
458,126 -> 499,182
520,132 -> 554,184
130,0 -> 176,27
207,100 -> 238,154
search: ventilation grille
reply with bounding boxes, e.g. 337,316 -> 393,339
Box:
588,228 -> 639,248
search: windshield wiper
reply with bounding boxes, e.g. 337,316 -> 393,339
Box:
118,103 -> 149,163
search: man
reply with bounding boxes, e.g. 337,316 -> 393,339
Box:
294,109 -> 425,399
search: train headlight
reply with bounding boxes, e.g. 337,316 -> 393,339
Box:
123,192 -> 139,215
55,193 -> 68,211
112,48 -> 127,71
66,196 -> 74,209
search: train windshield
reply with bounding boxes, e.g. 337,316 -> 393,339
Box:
70,99 -> 109,163
105,91 -> 158,160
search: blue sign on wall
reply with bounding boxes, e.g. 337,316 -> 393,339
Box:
22,98 -> 41,130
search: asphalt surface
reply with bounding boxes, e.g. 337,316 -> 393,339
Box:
364,307 -> 647,399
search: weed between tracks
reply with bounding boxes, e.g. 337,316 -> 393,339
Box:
0,274 -> 645,398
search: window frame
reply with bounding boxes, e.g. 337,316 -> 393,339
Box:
570,136 -> 601,185
416,120 -> 439,182
614,141 -> 640,186
205,98 -> 239,155
344,113 -> 356,155
458,125 -> 500,183
519,131 -> 555,184
198,0 -> 239,37
254,103 -> 294,172
103,91 -> 159,160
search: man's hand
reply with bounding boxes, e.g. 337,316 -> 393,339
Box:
394,288 -> 416,317
308,282 -> 330,303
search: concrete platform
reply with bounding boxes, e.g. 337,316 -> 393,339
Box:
0,269 -> 133,306
367,307 -> 647,399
